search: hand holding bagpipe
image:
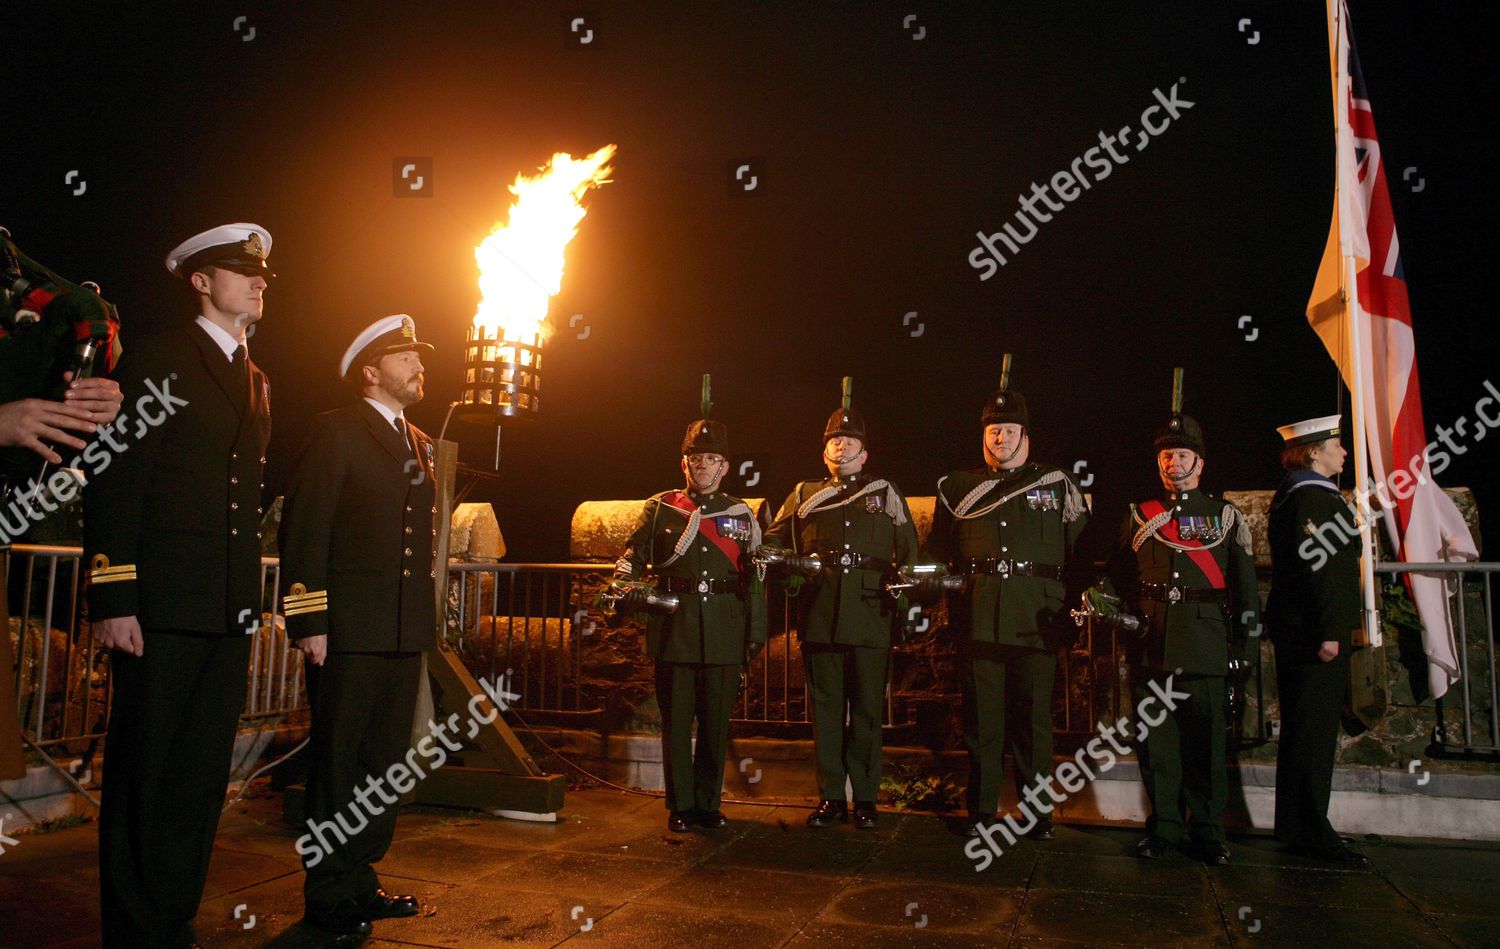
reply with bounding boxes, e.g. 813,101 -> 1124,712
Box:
0,227 -> 123,465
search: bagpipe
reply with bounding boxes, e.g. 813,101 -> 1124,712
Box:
1,226 -> 122,488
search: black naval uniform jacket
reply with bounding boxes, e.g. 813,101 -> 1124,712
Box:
84,324 -> 270,634
1265,471 -> 1361,659
765,472 -> 919,649
614,489 -> 768,665
1107,488 -> 1260,676
278,401 -> 438,653
928,462 -> 1091,648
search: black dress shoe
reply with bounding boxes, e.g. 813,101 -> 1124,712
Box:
364,887 -> 420,919
966,814 -> 996,838
1190,839 -> 1230,866
1024,818 -> 1055,840
1133,835 -> 1174,859
853,802 -> 878,829
806,800 -> 848,828
667,810 -> 693,832
696,809 -> 728,828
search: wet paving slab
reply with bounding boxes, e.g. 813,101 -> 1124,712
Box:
2,789 -> 1498,947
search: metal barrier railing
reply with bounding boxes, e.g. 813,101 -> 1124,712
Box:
32,549 -> 1463,759
1376,561 -> 1499,757
4,547 -> 306,757
446,562 -> 610,713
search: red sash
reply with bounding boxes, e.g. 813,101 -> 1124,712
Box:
665,492 -> 742,569
1139,499 -> 1225,589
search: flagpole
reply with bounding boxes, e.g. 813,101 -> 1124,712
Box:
1332,0 -> 1382,648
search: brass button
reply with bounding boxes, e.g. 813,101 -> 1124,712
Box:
231,528 -> 238,536
230,502 -> 239,510
230,476 -> 239,485
231,452 -> 238,460
405,526 -> 413,534
404,547 -> 413,556
405,506 -> 412,513
403,568 -> 411,577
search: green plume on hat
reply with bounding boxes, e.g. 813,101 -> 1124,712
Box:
1155,366 -> 1205,455
840,376 -> 853,411
682,372 -> 728,455
999,353 -> 1012,391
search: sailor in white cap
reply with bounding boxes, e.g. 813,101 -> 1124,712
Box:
279,315 -> 437,937
84,223 -> 275,946
1264,414 -> 1367,864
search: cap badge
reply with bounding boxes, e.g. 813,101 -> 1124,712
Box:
241,233 -> 266,259
400,316 -> 416,339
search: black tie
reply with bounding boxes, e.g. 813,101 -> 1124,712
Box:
230,345 -> 248,387
394,416 -> 412,454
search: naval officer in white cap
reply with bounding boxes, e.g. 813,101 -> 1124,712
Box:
278,315 -> 438,938
84,222 -> 274,947
1265,414 -> 1368,865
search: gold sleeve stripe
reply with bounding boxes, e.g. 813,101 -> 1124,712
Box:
90,567 -> 137,584
284,600 -> 329,616
283,589 -> 327,604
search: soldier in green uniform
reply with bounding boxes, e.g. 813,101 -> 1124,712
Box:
611,376 -> 768,833
927,357 -> 1090,838
1267,415 -> 1367,864
1105,370 -> 1259,866
765,377 -> 918,830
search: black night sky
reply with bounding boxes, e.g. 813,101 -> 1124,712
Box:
6,1 -> 1496,560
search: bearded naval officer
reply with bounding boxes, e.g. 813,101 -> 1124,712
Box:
279,315 -> 438,938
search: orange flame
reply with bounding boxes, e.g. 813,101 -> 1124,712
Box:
472,145 -> 616,342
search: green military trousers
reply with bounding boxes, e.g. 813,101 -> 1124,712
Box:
802,642 -> 888,803
963,644 -> 1057,817
1131,670 -> 1227,844
655,662 -> 740,813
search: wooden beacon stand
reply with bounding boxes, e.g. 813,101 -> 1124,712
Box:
410,438 -> 567,818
